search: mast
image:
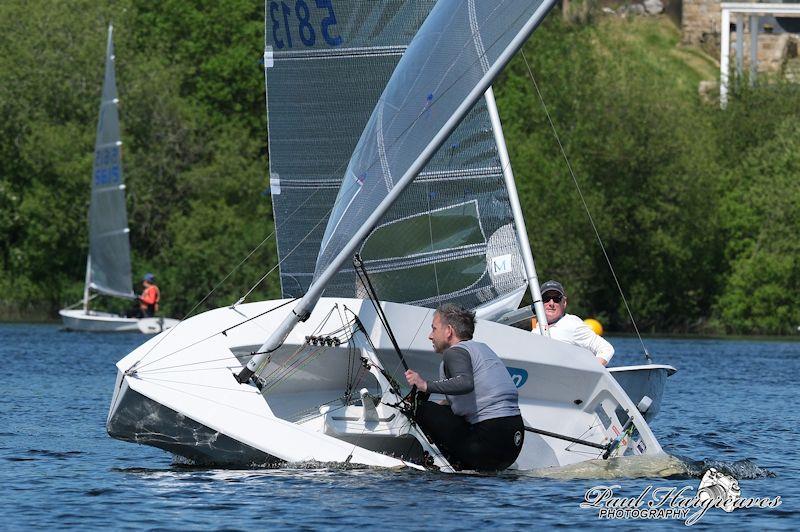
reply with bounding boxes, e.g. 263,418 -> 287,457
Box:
483,86 -> 548,335
237,0 -> 558,383
83,255 -> 92,313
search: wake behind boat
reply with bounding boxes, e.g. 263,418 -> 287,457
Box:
108,0 -> 672,472
60,25 -> 178,334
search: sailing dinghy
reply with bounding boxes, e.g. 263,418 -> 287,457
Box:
60,25 -> 178,334
108,1 -> 666,470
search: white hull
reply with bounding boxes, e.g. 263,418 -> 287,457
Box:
107,298 -> 664,470
609,364 -> 677,423
60,309 -> 179,334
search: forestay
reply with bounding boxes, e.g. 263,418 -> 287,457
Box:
265,0 -> 526,312
87,26 -> 134,299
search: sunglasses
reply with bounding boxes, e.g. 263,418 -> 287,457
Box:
542,294 -> 563,303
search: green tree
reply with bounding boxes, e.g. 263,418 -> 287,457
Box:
714,116 -> 800,334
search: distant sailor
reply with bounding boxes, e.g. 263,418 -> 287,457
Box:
405,304 -> 524,471
137,273 -> 160,318
531,280 -> 614,365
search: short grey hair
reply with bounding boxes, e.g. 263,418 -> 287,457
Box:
435,304 -> 475,340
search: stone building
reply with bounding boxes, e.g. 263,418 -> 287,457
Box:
681,0 -> 800,75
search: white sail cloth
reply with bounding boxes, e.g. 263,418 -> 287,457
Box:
315,0 -> 552,298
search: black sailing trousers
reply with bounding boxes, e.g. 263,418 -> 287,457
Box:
414,401 -> 524,471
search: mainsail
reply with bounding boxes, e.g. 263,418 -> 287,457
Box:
87,25 -> 135,299
241,0 -> 556,381
266,1 -> 527,312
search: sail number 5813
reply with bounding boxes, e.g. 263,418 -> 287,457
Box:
269,0 -> 343,48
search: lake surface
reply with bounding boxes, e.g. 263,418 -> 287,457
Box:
1,323 -> 797,530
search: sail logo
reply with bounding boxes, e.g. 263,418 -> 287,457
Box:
491,254 -> 513,275
507,367 -> 528,388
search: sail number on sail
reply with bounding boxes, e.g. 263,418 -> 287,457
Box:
268,0 -> 343,48
94,146 -> 121,186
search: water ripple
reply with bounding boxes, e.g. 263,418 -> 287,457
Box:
679,457 -> 777,479
1,325 -> 796,529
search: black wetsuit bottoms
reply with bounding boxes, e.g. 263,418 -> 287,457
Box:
414,401 -> 524,471
126,304 -> 155,318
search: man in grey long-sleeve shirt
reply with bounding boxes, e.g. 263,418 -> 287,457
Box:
405,304 -> 524,471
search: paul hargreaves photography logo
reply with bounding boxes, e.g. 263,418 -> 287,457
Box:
580,469 -> 781,526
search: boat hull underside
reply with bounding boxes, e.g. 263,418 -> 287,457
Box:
108,385 -> 279,466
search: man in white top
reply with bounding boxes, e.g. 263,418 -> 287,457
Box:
531,280 -> 614,365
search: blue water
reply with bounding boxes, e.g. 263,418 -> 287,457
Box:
1,323 -> 797,530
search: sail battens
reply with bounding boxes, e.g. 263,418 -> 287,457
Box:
94,184 -> 126,193
272,45 -> 406,61
406,280 -> 490,308
96,140 -> 123,148
361,244 -> 486,272
95,227 -> 131,238
88,282 -> 136,299
415,166 -> 503,181
271,180 -> 343,189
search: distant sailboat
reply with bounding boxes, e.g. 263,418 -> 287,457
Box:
59,25 -> 178,334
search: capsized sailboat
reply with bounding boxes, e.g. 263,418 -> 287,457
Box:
59,25 -> 178,334
108,0 -> 666,469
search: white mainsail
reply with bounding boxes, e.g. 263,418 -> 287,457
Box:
87,25 -> 135,300
241,0 -> 557,381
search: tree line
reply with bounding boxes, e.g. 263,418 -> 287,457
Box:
1,1 -> 798,334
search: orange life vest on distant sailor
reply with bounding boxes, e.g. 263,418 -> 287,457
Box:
141,285 -> 160,306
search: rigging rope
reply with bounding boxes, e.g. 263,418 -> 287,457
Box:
249,306 -> 439,469
185,229 -> 275,318
130,182 -> 326,370
132,298 -> 297,373
259,344 -> 331,394
343,308 -> 448,469
255,305 -> 357,393
520,50 -> 653,363
64,293 -> 98,310
353,254 -> 409,372
233,202 -> 335,307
